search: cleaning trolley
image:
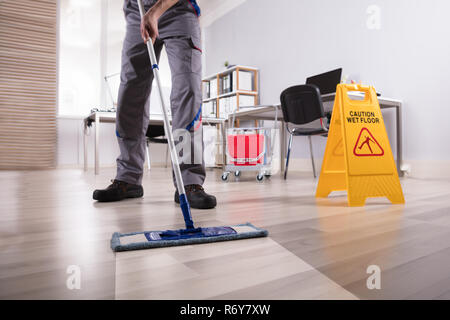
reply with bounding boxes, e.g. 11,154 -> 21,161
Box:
222,106 -> 278,182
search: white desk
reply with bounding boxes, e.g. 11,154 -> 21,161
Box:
229,94 -> 404,176
83,112 -> 226,174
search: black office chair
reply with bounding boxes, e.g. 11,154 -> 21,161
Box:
280,84 -> 329,179
145,124 -> 169,170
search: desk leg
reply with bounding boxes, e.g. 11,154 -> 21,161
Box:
396,103 -> 403,177
95,113 -> 99,175
83,120 -> 88,172
221,121 -> 227,170
280,121 -> 286,175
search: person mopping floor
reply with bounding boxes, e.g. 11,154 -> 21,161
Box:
108,0 -> 268,251
93,0 -> 216,209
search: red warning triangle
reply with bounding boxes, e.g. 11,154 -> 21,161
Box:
353,128 -> 384,156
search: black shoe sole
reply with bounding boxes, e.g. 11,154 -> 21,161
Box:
93,188 -> 144,202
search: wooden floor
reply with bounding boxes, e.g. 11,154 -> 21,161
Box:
1,167 -> 450,299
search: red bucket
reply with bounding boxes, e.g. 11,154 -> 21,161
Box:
227,133 -> 265,166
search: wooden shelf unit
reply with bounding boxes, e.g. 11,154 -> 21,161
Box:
202,65 -> 259,119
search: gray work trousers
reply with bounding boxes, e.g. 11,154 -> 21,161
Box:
115,0 -> 205,188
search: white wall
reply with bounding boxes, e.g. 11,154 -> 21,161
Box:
59,0 -> 102,116
57,0 -> 172,168
204,0 -> 450,175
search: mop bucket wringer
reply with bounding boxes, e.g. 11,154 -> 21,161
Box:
227,131 -> 265,166
222,105 -> 279,182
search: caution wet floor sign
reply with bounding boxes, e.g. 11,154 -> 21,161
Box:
315,84 -> 404,206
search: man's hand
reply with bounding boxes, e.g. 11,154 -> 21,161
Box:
140,10 -> 159,43
140,0 -> 179,43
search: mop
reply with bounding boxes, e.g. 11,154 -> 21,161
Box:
110,0 -> 268,252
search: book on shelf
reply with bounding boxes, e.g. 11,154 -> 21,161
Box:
218,94 -> 256,118
238,70 -> 253,91
203,80 -> 210,99
231,70 -> 253,92
221,74 -> 232,94
202,100 -> 217,118
218,96 -> 237,118
238,94 -> 256,107
209,78 -> 218,98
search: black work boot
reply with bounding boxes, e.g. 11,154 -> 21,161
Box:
174,184 -> 217,209
93,179 -> 143,202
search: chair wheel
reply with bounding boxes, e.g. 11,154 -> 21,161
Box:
234,171 -> 241,177
221,173 -> 229,181
256,174 -> 264,182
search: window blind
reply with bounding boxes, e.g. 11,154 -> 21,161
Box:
0,0 -> 57,169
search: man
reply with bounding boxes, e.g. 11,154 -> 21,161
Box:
93,0 -> 216,209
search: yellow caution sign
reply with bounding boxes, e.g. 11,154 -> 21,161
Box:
316,84 -> 404,206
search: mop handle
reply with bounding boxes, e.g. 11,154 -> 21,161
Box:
137,0 -> 194,229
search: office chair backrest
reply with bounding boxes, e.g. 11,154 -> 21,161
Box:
280,84 -> 325,125
146,124 -> 165,138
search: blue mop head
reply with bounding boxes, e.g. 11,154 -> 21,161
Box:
110,222 -> 268,252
